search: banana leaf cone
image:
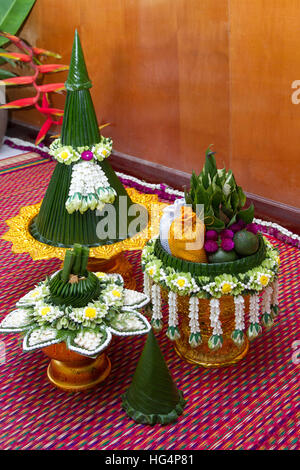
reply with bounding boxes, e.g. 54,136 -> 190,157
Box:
122,329 -> 187,425
30,30 -> 147,248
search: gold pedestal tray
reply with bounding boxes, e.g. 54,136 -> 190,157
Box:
43,342 -> 111,392
2,188 -> 166,262
162,289 -> 250,368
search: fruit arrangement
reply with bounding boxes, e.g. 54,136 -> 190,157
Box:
182,147 -> 260,264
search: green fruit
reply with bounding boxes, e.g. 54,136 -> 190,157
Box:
208,249 -> 239,263
234,230 -> 259,256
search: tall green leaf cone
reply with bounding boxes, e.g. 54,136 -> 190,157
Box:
122,329 -> 187,425
30,30 -> 146,247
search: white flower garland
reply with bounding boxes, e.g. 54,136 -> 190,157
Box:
151,283 -> 163,331
65,160 -> 116,214
143,272 -> 152,299
248,293 -> 262,340
208,298 -> 223,350
271,279 -> 279,317
188,296 -> 201,347
261,285 -> 274,329
167,291 -> 180,340
232,295 -> 245,345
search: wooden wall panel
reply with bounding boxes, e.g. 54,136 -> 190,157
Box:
6,0 -> 300,207
229,0 -> 300,207
8,0 -> 229,174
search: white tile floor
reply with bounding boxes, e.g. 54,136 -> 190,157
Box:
0,141 -> 25,160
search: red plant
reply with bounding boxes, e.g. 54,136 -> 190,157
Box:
0,32 -> 68,144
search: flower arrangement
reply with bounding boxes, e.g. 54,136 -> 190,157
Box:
0,245 -> 151,357
0,31 -> 68,144
49,136 -> 115,214
49,136 -> 113,165
141,236 -> 280,349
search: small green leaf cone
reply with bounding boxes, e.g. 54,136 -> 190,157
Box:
122,329 -> 186,425
30,30 -> 147,247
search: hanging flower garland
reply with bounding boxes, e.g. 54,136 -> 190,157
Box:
261,285 -> 274,329
167,291 -> 180,340
188,296 -> 201,347
65,160 -> 116,214
248,293 -> 262,340
49,137 -> 116,214
151,283 -> 163,331
271,278 -> 279,317
232,295 -> 245,345
208,298 -> 223,350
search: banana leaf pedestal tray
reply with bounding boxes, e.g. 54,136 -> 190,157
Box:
141,236 -> 280,368
0,268 -> 151,392
2,187 -> 166,290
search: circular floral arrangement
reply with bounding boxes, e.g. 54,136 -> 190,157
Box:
49,136 -> 113,165
0,272 -> 150,357
141,236 -> 280,348
142,236 -> 279,298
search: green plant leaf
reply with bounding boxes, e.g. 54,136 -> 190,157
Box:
238,203 -> 254,224
237,185 -> 246,208
0,0 -> 36,47
0,67 -> 16,79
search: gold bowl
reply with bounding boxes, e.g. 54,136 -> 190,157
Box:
162,289 -> 249,368
42,342 -> 111,392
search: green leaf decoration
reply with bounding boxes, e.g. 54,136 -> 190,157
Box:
185,146 -> 254,230
231,329 -> 245,345
122,289 -> 150,309
0,308 -> 34,332
67,327 -> 112,357
247,322 -> 262,341
166,326 -> 180,341
151,318 -> 163,332
271,304 -> 279,318
208,334 -> 223,350
189,332 -> 202,348
108,311 -> 151,336
23,326 -> 61,351
0,0 -> 36,48
238,203 -> 255,224
261,313 -> 274,330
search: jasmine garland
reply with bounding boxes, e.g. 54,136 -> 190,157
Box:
0,272 -> 150,357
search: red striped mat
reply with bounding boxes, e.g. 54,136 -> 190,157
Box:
0,158 -> 299,450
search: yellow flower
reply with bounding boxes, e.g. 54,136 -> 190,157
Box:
111,289 -> 121,298
40,306 -> 51,316
30,291 -> 40,298
95,272 -> 106,278
260,275 -> 269,286
276,256 -> 280,266
221,283 -> 232,294
102,149 -> 108,157
84,307 -> 97,319
60,151 -> 69,160
148,267 -> 155,276
177,278 -> 186,287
